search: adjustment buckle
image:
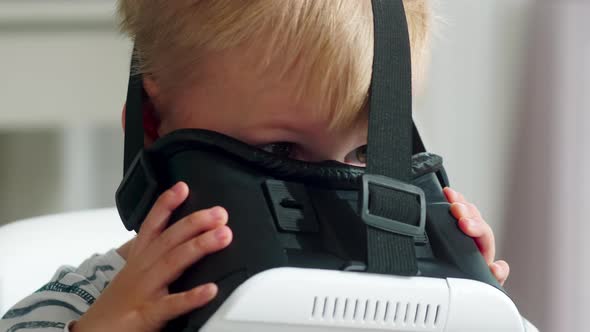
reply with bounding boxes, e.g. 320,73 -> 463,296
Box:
361,174 -> 426,237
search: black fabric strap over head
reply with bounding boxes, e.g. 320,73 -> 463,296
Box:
364,0 -> 423,275
124,52 -> 146,174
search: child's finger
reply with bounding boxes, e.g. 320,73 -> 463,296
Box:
450,202 -> 483,220
149,225 -> 233,287
443,187 -> 459,203
149,283 -> 218,327
134,182 -> 189,255
143,206 -> 228,267
490,260 -> 510,286
443,187 -> 467,204
457,217 -> 496,264
450,203 -> 473,219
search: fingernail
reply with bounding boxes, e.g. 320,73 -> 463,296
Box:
172,182 -> 185,194
465,218 -> 478,229
194,283 -> 218,299
210,206 -> 226,219
204,283 -> 218,296
490,262 -> 500,273
452,203 -> 467,214
215,226 -> 229,240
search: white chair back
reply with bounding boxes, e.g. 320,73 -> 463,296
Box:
0,208 -> 132,315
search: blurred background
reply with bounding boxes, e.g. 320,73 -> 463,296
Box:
0,0 -> 588,331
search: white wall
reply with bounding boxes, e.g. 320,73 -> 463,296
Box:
415,0 -> 534,250
0,1 -> 130,222
501,2 -> 590,331
0,1 -> 131,129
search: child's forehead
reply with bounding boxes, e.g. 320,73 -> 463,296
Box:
160,50 -> 369,158
142,1 -> 374,132
195,40 -> 370,131
172,48 -> 332,126
122,0 -> 431,128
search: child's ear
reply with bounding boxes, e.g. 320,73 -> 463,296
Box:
120,102 -> 160,147
120,76 -> 162,147
142,76 -> 162,146
142,101 -> 160,146
143,75 -> 160,100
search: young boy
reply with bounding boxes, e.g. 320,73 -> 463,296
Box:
0,1 -> 509,331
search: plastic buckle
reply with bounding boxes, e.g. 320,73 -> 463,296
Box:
361,174 -> 426,237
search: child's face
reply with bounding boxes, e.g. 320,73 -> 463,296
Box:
144,50 -> 369,166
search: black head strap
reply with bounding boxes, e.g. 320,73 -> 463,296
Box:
364,0 -> 424,275
123,52 -> 145,174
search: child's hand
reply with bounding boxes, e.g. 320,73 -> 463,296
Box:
71,182 -> 232,332
443,187 -> 510,286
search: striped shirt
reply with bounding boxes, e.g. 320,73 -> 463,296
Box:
0,250 -> 125,332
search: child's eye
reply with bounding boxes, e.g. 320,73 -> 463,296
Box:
345,145 -> 367,166
259,142 -> 295,158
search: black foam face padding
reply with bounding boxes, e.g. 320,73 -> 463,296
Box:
116,129 -> 501,332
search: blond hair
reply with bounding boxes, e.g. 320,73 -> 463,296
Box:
118,0 -> 432,130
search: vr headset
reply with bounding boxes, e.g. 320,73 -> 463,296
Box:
116,1 -> 537,331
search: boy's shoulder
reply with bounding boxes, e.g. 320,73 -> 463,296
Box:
0,250 -> 126,330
